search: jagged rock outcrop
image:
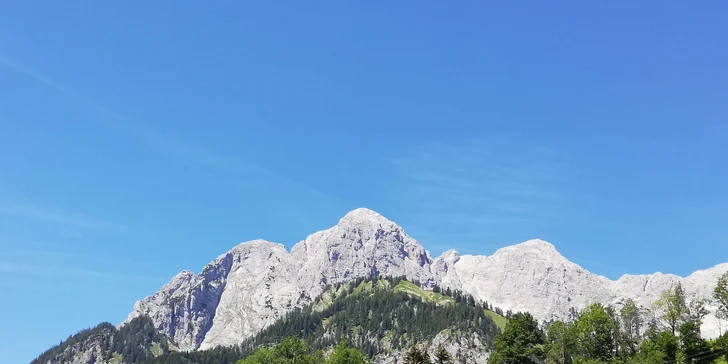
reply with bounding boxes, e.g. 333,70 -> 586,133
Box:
199,241 -> 310,350
372,330 -> 490,364
33,324 -> 114,364
291,208 -> 435,300
125,207 -> 728,350
33,316 -> 171,364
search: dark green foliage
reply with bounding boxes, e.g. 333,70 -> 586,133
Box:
714,272 -> 728,322
32,316 -> 170,364
679,321 -> 711,364
234,337 -> 365,364
145,345 -> 245,364
573,303 -> 616,362
434,345 -> 452,364
239,276 -> 499,359
546,320 -> 576,364
404,345 -> 431,364
489,312 -> 545,364
641,331 -> 678,363
326,340 -> 368,364
146,276 -> 500,364
31,322 -> 116,364
113,315 -> 171,363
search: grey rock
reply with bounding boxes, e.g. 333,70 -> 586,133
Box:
125,208 -> 728,350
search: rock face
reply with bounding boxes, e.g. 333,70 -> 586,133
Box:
372,330 -> 490,364
33,325 -> 114,364
125,208 -> 728,350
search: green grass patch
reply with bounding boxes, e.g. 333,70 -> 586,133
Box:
393,281 -> 454,305
150,342 -> 164,357
352,281 -> 373,294
485,310 -> 508,330
110,352 -> 123,364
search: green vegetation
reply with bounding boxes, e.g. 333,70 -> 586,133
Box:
485,309 -> 509,330
43,270 -> 728,364
490,275 -> 728,364
403,345 -> 431,364
393,280 -> 454,305
489,312 -> 545,364
110,353 -> 124,364
31,316 -> 171,364
715,271 -> 728,323
146,276 -> 501,364
239,276 -> 500,360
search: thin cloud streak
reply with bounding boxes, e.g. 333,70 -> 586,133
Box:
0,55 -> 68,93
0,203 -> 128,230
387,138 -> 569,253
0,54 -> 337,202
20,249 -> 89,260
0,262 -> 157,282
391,138 -> 564,216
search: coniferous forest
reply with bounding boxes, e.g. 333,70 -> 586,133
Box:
32,272 -> 728,364
144,275 -> 504,364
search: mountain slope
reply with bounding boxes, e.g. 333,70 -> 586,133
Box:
126,208 -> 728,351
32,316 -> 172,364
144,276 -> 503,364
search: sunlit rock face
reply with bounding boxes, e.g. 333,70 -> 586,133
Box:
126,208 -> 727,349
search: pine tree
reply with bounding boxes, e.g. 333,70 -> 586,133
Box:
434,345 -> 452,364
404,345 -> 431,364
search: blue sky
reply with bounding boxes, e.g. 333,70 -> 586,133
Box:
1,1 -> 727,362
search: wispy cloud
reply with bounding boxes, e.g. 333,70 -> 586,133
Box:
0,55 -> 68,93
0,203 -> 127,230
392,138 -> 565,214
387,137 -> 569,253
0,54 -> 337,202
20,249 -> 89,260
0,261 -> 156,282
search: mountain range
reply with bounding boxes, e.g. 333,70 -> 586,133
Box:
125,207 -> 728,352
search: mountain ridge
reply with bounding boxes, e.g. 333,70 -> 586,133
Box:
125,207 -> 728,351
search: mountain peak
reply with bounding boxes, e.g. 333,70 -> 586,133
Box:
520,238 -> 556,250
338,208 -> 396,226
493,238 -> 562,257
233,239 -> 285,250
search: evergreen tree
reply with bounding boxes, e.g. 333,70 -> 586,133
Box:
434,345 -> 452,364
404,345 -> 431,364
678,321 -> 710,364
490,312 -> 545,364
620,299 -> 641,358
688,298 -> 709,325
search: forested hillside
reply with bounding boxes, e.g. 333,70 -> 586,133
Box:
32,271 -> 728,364
31,316 -> 172,364
145,276 -> 505,364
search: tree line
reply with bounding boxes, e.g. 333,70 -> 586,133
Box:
31,316 -> 171,364
146,275 -> 503,364
488,271 -> 728,364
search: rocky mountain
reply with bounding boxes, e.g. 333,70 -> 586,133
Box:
145,276 -> 500,364
32,316 -> 172,364
126,208 -> 728,351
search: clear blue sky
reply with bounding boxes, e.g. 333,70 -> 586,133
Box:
1,1 -> 726,362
